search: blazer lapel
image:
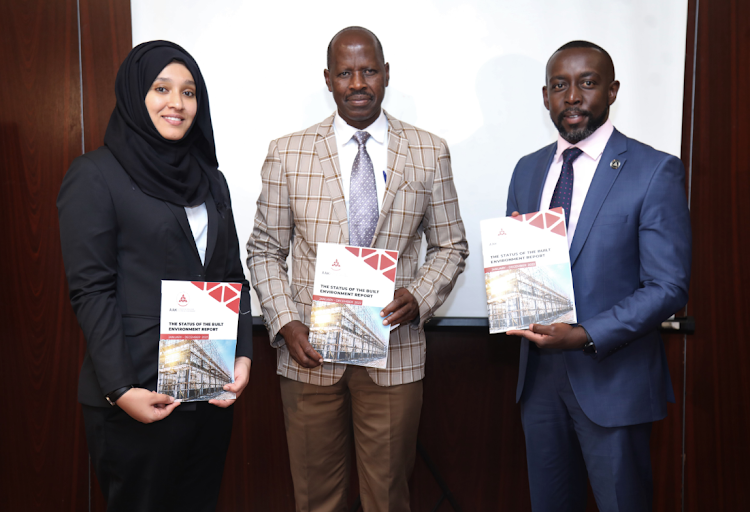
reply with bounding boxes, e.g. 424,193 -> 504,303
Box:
569,129 -> 628,266
374,113 -> 408,243
314,115 -> 350,242
532,143 -> 558,211
165,202 -> 202,264
203,192 -> 219,269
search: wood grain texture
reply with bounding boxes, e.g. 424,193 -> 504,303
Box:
412,331 -> 529,511
79,0 -> 132,153
0,0 -> 131,510
0,0 -> 89,510
684,0 -> 750,510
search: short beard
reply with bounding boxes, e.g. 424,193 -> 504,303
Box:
553,107 -> 608,144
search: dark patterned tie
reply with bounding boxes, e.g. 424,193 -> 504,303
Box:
349,131 -> 378,247
550,147 -> 583,227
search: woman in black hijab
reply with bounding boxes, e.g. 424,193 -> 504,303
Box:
58,41 -> 252,512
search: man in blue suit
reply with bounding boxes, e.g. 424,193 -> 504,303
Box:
506,41 -> 691,512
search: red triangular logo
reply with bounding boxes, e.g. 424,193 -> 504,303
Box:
225,297 -> 240,314
364,254 -> 379,270
544,212 -> 558,229
209,286 -> 223,302
551,220 -> 567,237
529,213 -> 545,229
383,268 -> 396,282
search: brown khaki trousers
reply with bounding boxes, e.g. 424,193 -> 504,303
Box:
280,365 -> 423,512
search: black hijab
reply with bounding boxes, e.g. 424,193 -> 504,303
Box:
104,40 -> 226,210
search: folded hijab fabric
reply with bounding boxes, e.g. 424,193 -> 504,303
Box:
104,40 -> 226,210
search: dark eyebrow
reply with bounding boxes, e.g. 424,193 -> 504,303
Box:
579,71 -> 600,79
153,77 -> 196,86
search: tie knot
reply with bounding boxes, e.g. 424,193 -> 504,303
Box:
562,146 -> 583,164
352,131 -> 371,146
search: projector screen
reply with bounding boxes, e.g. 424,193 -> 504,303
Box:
132,0 -> 688,318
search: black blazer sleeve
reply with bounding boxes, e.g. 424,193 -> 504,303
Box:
58,153 -> 139,396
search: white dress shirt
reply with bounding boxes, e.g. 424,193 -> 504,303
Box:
184,203 -> 208,265
540,120 -> 615,247
333,110 -> 389,214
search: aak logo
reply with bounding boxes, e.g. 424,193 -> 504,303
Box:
331,259 -> 342,271
498,229 -> 507,236
178,293 -> 189,307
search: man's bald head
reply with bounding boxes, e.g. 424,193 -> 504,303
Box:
327,26 -> 385,69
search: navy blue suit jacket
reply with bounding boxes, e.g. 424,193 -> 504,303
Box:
506,129 -> 691,428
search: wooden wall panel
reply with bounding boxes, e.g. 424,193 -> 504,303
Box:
684,0 -> 750,510
0,1 -> 89,510
0,1 -> 131,510
79,0 -> 132,153
413,331 -> 529,511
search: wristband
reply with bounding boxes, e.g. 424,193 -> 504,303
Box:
105,385 -> 135,406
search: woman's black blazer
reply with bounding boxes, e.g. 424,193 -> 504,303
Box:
58,147 -> 253,407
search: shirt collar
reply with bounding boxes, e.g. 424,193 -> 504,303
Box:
555,119 -> 614,161
333,110 -> 388,145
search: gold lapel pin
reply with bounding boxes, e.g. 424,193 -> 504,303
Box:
610,159 -> 621,170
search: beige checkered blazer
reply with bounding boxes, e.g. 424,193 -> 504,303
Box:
247,111 -> 468,386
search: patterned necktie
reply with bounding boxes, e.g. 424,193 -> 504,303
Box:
349,131 -> 378,247
550,147 -> 583,227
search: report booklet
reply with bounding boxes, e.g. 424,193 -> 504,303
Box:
157,280 -> 240,401
480,207 -> 577,334
308,243 -> 398,369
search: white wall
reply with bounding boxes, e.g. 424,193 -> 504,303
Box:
132,0 -> 688,318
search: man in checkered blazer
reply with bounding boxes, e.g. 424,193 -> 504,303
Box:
247,26 -> 468,512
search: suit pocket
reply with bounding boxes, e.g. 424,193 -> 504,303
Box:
121,315 -> 159,337
389,181 -> 430,233
593,214 -> 628,226
121,315 -> 160,387
400,180 -> 429,192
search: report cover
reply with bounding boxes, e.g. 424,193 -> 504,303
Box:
309,243 -> 398,368
157,280 -> 240,401
480,208 -> 576,334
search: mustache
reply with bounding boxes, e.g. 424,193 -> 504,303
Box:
346,92 -> 374,101
557,108 -> 591,123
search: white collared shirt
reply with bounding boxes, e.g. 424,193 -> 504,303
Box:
333,110 -> 389,214
184,203 -> 207,265
540,120 -> 615,247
